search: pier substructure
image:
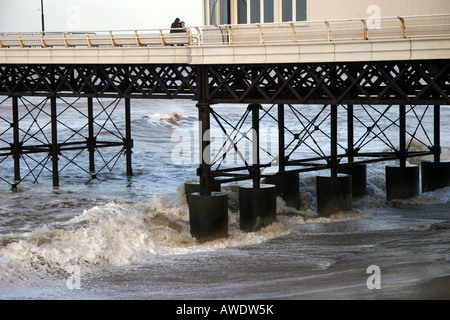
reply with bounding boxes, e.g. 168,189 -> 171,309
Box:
239,104 -> 276,232
1,60 -> 449,241
337,104 -> 367,198
316,104 -> 352,216
187,66 -> 228,242
421,105 -> 450,192
265,104 -> 301,209
0,96 -> 132,188
198,102 -> 446,217
385,105 -> 420,200
188,102 -> 228,242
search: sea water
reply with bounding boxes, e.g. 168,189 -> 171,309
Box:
0,98 -> 449,300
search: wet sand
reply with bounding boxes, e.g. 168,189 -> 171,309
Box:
282,274 -> 450,300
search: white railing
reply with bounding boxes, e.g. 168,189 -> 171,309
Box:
0,14 -> 449,49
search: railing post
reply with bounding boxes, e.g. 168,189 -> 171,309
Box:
18,33 -> 25,48
134,31 -> 142,47
194,27 -> 202,46
63,32 -> 69,48
256,24 -> 264,45
40,32 -> 47,48
325,21 -> 331,42
110,31 -> 117,47
186,28 -> 194,45
361,19 -> 368,40
86,32 -> 93,47
398,16 -> 407,39
226,25 -> 233,45
290,22 -> 297,43
159,30 -> 167,46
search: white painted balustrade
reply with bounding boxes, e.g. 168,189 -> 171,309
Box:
0,14 -> 449,64
1,14 -> 448,48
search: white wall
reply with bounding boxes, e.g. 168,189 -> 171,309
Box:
307,0 -> 450,21
204,0 -> 450,26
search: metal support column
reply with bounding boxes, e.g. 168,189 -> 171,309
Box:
434,104 -> 441,163
278,104 -> 285,172
386,104 -> 419,200
87,97 -> 95,174
265,103 -> 301,209
190,99 -> 228,242
11,97 -> 21,186
240,103 -> 276,231
338,104 -> 367,197
50,97 -> 59,187
347,104 -> 354,163
330,104 -> 338,177
125,97 -> 133,176
317,104 -> 352,216
399,104 -> 406,167
198,102 -> 212,196
421,104 -> 450,192
251,104 -> 261,188
188,65 -> 228,242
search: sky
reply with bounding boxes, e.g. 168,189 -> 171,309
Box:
0,0 -> 204,32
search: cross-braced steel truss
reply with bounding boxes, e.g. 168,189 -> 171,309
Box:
0,61 -> 449,105
0,65 -> 198,99
204,61 -> 449,105
199,103 -> 440,186
0,60 -> 448,189
0,96 -> 132,187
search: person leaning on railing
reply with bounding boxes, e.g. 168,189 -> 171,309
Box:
170,18 -> 182,33
170,18 -> 187,46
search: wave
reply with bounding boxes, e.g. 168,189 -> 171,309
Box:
146,111 -> 181,126
0,178 -> 369,282
427,221 -> 450,231
1,161 -> 449,282
140,111 -> 196,129
0,189 -> 291,281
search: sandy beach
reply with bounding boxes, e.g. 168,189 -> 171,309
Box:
281,274 -> 450,300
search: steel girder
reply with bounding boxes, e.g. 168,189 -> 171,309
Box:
0,61 -> 448,105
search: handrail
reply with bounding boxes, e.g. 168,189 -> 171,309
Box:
0,14 -> 448,49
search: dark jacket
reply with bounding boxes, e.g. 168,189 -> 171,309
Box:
170,18 -> 181,33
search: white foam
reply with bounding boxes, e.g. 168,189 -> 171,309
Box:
0,192 -> 291,280
1,166 -> 448,282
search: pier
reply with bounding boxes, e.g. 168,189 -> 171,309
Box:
1,14 -> 449,241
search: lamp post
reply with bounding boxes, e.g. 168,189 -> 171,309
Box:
40,0 -> 45,32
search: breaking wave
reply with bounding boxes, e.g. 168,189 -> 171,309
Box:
142,111 -> 196,129
1,151 -> 449,282
0,188 -> 290,281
